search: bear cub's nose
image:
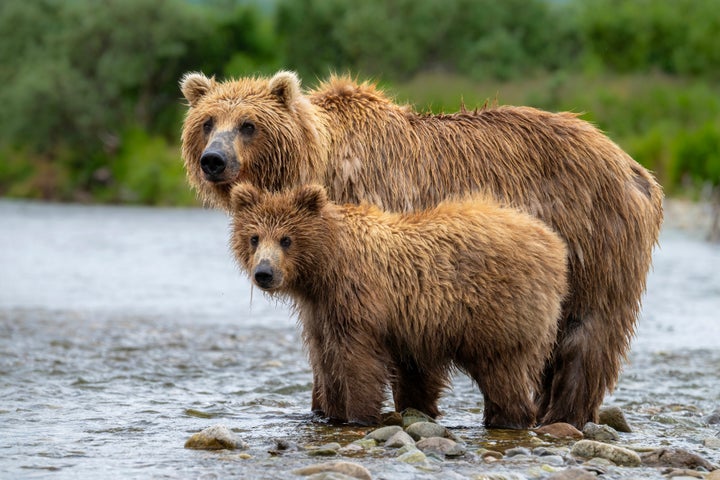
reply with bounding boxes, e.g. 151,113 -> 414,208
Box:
200,150 -> 227,178
254,263 -> 275,289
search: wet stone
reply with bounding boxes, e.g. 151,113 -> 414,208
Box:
292,461 -> 372,480
365,425 -> 402,442
533,446 -> 570,457
400,408 -> 435,428
416,437 -> 466,457
380,411 -> 403,426
337,443 -> 364,456
661,468 -> 706,479
599,406 -> 632,432
405,421 -> 447,440
477,448 -> 504,461
546,467 -> 597,480
640,447 -> 715,470
535,422 -> 583,439
582,422 -> 620,442
352,438 -> 377,449
384,430 -> 415,448
704,437 -> 720,449
504,446 -> 532,457
703,407 -> 720,425
184,424 -> 248,450
570,439 -> 641,467
308,442 -> 342,456
396,446 -> 427,464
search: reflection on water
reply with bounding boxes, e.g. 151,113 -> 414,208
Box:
1,200 -> 718,479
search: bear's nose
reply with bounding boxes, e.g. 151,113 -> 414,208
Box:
253,263 -> 275,289
200,150 -> 227,178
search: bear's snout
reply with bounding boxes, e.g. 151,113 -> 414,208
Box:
253,260 -> 277,290
200,150 -> 227,179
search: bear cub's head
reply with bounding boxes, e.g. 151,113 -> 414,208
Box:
180,71 -> 315,210
229,183 -> 332,294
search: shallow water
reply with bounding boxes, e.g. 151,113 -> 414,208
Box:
1,200 -> 718,479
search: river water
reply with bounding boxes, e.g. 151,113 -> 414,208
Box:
1,199 -> 718,479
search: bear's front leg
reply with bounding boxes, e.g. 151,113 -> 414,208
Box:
317,340 -> 389,425
391,359 -> 448,418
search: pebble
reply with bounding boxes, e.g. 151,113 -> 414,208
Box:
416,437 -> 466,457
534,422 -> 583,439
582,422 -> 620,442
533,446 -> 569,457
504,447 -> 532,458
352,438 -> 377,449
477,448 -> 504,461
640,447 -> 715,470
337,443 -> 364,456
570,439 -> 641,466
384,430 -> 415,448
546,467 -> 597,480
704,437 -> 720,448
472,473 -> 527,480
396,446 -> 427,464
183,424 -> 248,450
704,407 -> 720,425
405,421 -> 447,440
292,461 -> 372,480
598,406 -> 632,432
304,473 -> 358,480
365,425 -> 402,442
308,442 -> 342,456
661,468 -> 706,479
400,408 -> 435,428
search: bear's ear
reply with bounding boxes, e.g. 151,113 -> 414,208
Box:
180,72 -> 215,107
269,71 -> 301,107
230,183 -> 262,211
294,184 -> 328,213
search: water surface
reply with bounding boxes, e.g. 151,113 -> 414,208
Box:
1,200 -> 718,479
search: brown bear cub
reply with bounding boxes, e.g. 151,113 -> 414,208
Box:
229,182 -> 568,428
181,71 -> 663,427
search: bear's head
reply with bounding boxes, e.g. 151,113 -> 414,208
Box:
229,183 -> 334,295
180,71 -> 326,210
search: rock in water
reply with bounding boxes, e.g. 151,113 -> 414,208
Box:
405,421 -> 447,440
640,447 -> 715,470
292,461 -> 372,480
598,406 -> 632,432
582,422 -> 620,442
535,422 -> 583,439
570,440 -> 641,467
416,437 -> 466,457
184,424 -> 248,450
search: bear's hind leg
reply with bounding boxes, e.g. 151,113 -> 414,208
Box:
391,361 -> 448,418
469,363 -> 537,429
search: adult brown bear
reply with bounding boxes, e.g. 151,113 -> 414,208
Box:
229,183 -> 568,428
180,71 -> 663,427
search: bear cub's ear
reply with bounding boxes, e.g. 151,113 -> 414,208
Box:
269,71 -> 301,107
180,72 -> 215,107
294,184 -> 328,213
230,183 -> 262,211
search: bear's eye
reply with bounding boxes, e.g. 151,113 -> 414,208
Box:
249,235 -> 259,247
279,236 -> 292,249
239,121 -> 255,136
202,118 -> 214,134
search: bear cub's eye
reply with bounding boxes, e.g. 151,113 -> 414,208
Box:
249,235 -> 259,247
239,121 -> 255,136
202,118 -> 214,134
280,236 -> 292,249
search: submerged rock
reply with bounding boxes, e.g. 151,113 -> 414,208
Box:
184,424 -> 248,450
570,439 -> 641,466
384,430 -> 415,448
535,422 -> 583,439
405,421 -> 447,440
400,408 -> 435,428
365,425 -> 402,442
292,461 -> 372,480
598,406 -> 632,432
640,447 -> 715,470
416,437 -> 466,457
582,422 -> 620,442
546,467 -> 596,480
396,446 -> 427,464
308,442 -> 342,456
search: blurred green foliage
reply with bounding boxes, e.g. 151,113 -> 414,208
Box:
0,0 -> 718,204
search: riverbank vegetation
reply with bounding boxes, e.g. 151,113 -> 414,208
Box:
0,0 -> 718,205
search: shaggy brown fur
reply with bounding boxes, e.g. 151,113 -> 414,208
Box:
229,183 -> 568,428
181,71 -> 663,427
